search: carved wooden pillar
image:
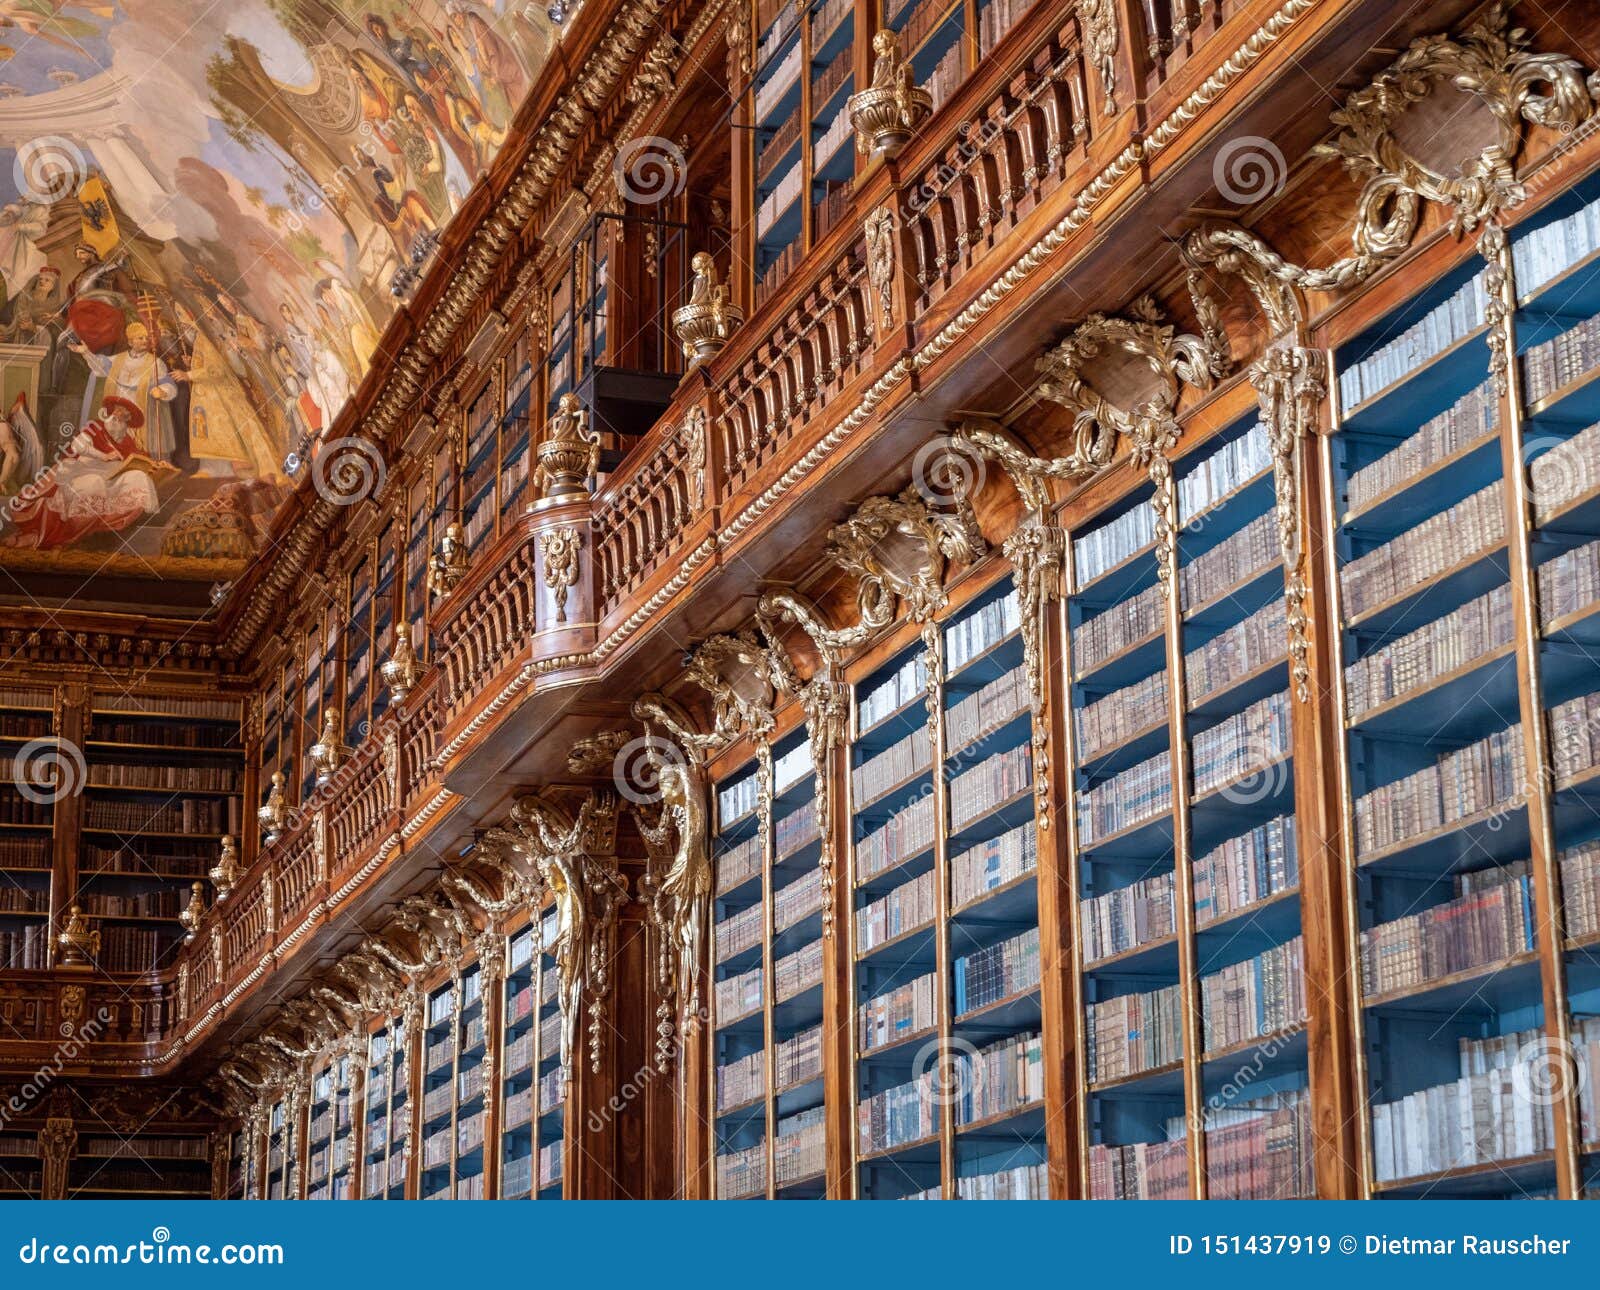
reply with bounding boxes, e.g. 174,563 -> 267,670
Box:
38,1116 -> 75,1201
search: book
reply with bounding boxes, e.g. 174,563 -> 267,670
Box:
1199,936 -> 1305,1052
1340,484 -> 1505,618
1192,815 -> 1297,927
1338,272 -> 1488,408
1082,869 -> 1175,963
1345,380 -> 1498,514
1345,584 -> 1514,717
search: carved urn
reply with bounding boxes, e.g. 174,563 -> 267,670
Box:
258,771 -> 289,847
671,252 -> 743,369
56,906 -> 99,970
178,882 -> 207,943
536,393 -> 601,500
379,627 -> 424,704
308,709 -> 347,789
210,834 -> 240,902
846,30 -> 932,162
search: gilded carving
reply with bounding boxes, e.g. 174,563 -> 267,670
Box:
849,29 -> 933,160
865,205 -> 897,330
381,729 -> 402,809
536,394 -> 600,500
632,757 -> 711,1070
682,407 -> 708,509
210,834 -> 240,902
426,522 -> 470,598
672,253 -> 743,367
1315,2 -> 1598,256
308,709 -> 346,788
542,527 -> 583,624
1035,296 -> 1223,591
566,729 -> 632,776
258,771 -> 289,847
1077,0 -> 1118,116
379,628 -> 424,704
483,791 -> 623,1082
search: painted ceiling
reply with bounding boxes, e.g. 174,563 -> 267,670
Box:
0,0 -> 556,610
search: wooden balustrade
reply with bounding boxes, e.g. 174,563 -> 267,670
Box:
594,415 -> 702,617
275,827 -> 320,931
433,532 -> 540,718
224,878 -> 272,972
903,22 -> 1092,316
719,244 -> 874,496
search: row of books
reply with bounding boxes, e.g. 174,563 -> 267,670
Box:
956,1162 -> 1046,1199
757,104 -> 800,183
775,938 -> 823,1001
719,773 -> 760,827
1180,512 -> 1277,613
0,924 -> 46,967
1512,189 -> 1600,297
756,159 -> 802,236
86,762 -> 240,793
1203,1088 -> 1314,1199
1077,667 -> 1167,759
775,867 -> 824,931
860,971 -> 937,1051
1074,583 -> 1164,677
1194,814 -> 1297,927
1354,723 -> 1526,857
946,665 -> 1028,754
80,890 -> 179,919
96,924 -> 173,972
1179,423 -> 1270,523
720,1139 -> 768,1203
951,821 -> 1037,908
539,1141 -> 561,1188
1346,584 -> 1514,718
1539,537 -> 1600,625
83,798 -> 240,835
93,695 -> 238,723
1199,936 -> 1305,1053
1371,1026 -> 1556,1184
773,1106 -> 825,1186
1087,983 -> 1183,1085
501,1153 -> 534,1198
859,654 -> 928,731
0,715 -> 49,738
0,887 -> 45,913
1089,1138 -> 1189,1198
0,836 -> 49,868
954,1030 -> 1042,1126
776,1024 -> 823,1089
0,687 -> 48,710
1082,870 -> 1174,964
1560,840 -> 1600,940
859,1071 -> 938,1154
0,794 -> 51,826
1077,748 -> 1171,844
852,729 -> 932,806
753,38 -> 802,123
717,833 -> 762,893
1184,598 -> 1287,704
1191,690 -> 1290,797
774,736 -> 812,794
946,591 -> 1022,672
775,803 -> 819,859
1531,420 -> 1600,522
925,34 -> 963,110
716,901 -> 763,962
953,926 -> 1039,1015
1340,483 -> 1505,619
1359,863 -> 1534,998
717,965 -> 763,1023
1075,501 -> 1155,586
948,742 -> 1031,832
1345,379 -> 1497,515
856,796 -> 935,881
1550,687 -> 1600,782
1523,313 -> 1600,406
1337,271 -> 1487,409
857,869 -> 935,953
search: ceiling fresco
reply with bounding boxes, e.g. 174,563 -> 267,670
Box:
0,0 -> 555,607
